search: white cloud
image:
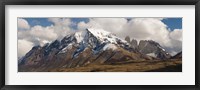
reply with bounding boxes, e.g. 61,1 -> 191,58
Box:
29,25 -> 57,41
18,39 -> 34,58
77,21 -> 88,30
18,18 -> 74,57
170,29 -> 182,41
77,18 -> 127,34
48,17 -> 72,26
48,18 -> 74,40
18,18 -> 30,30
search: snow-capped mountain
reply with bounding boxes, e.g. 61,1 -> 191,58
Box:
18,28 -> 169,72
59,28 -> 134,58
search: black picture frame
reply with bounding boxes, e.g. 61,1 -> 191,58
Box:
0,0 -> 199,90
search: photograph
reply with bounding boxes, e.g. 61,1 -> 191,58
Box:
1,0 -> 198,88
17,17 -> 182,72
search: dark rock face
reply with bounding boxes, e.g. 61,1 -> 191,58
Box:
124,37 -> 138,51
125,36 -> 131,43
171,51 -> 182,59
138,40 -> 171,59
130,39 -> 138,49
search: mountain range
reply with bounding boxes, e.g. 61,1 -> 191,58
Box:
18,28 -> 181,72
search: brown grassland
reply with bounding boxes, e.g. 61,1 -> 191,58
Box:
49,59 -> 182,72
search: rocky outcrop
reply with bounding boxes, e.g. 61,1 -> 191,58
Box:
138,40 -> 171,59
124,36 -> 171,60
130,39 -> 138,49
171,51 -> 182,59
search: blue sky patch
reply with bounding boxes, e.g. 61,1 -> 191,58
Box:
22,18 -> 54,27
21,17 -> 182,31
161,18 -> 182,30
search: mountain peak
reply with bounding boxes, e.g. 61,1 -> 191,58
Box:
138,40 -> 171,59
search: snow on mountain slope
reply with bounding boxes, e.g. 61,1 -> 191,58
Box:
103,43 -> 117,51
59,43 -> 73,54
87,28 -> 129,45
146,53 -> 157,58
74,30 -> 87,43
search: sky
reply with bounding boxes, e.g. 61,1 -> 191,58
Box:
20,18 -> 181,31
161,18 -> 182,31
18,17 -> 182,58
